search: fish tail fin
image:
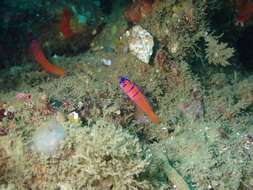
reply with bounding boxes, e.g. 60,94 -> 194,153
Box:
136,95 -> 159,125
149,111 -> 159,124
30,40 -> 65,77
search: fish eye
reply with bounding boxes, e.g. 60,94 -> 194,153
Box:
118,76 -> 128,84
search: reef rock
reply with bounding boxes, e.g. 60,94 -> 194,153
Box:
128,25 -> 154,63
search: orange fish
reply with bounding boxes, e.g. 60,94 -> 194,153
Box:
118,76 -> 159,124
60,7 -> 74,38
235,0 -> 253,26
30,39 -> 65,76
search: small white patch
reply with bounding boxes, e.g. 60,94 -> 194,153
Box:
101,58 -> 112,66
70,112 -> 79,120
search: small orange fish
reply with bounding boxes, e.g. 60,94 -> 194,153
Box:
60,7 -> 74,38
30,39 -> 65,76
118,76 -> 159,124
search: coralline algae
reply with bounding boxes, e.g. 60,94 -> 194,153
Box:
31,120 -> 65,155
128,25 -> 154,63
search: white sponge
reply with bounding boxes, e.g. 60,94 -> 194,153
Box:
31,120 -> 65,155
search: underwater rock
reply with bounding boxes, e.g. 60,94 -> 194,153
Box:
31,120 -> 65,156
128,25 -> 154,63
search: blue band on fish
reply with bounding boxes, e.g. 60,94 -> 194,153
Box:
126,83 -> 135,94
131,90 -> 139,98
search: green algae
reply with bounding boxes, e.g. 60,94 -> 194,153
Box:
205,35 -> 235,66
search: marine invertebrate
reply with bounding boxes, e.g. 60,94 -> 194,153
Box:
30,39 -> 65,76
0,108 -> 14,122
60,7 -> 74,38
16,92 -> 32,102
124,0 -> 155,23
124,1 -> 144,23
154,49 -> 170,71
30,120 -> 65,155
67,111 -> 81,128
205,35 -> 235,66
235,0 -> 253,26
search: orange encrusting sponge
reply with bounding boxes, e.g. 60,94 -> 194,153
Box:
30,39 -> 65,76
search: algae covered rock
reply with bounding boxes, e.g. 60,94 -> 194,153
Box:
162,121 -> 248,190
15,119 -> 153,190
0,119 -> 154,189
0,135 -> 26,189
62,119 -> 153,190
128,25 -> 154,63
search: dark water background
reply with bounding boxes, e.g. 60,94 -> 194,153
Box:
0,0 -> 252,71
